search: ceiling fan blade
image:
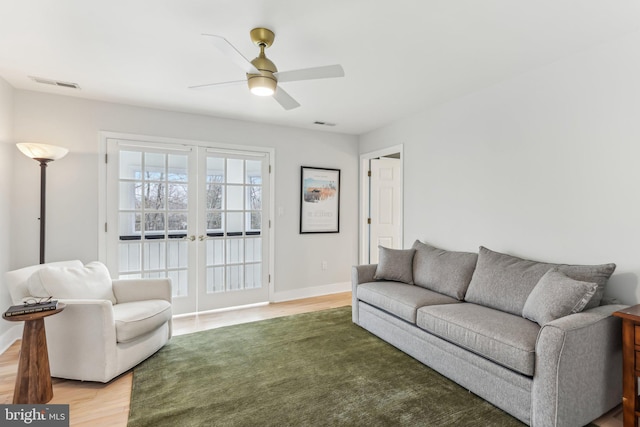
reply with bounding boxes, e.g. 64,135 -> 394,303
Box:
188,80 -> 246,90
273,87 -> 301,110
202,34 -> 260,74
274,64 -> 344,83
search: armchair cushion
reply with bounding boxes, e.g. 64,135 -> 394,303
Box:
27,261 -> 116,304
5,260 -> 83,304
112,278 -> 172,304
113,300 -> 172,343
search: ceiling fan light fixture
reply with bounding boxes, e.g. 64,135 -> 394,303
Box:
194,27 -> 344,110
248,75 -> 277,96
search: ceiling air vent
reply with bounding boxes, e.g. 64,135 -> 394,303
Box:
313,121 -> 336,127
29,76 -> 81,90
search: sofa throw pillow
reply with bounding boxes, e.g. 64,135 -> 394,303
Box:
28,261 -> 117,304
464,246 -> 615,316
374,246 -> 416,284
522,268 -> 598,326
411,240 -> 478,300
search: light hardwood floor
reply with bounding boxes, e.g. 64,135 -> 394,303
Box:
0,291 -> 622,426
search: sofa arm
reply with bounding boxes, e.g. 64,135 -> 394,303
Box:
351,264 -> 378,324
352,264 -> 378,286
531,304 -> 626,427
44,299 -> 119,382
112,278 -> 172,304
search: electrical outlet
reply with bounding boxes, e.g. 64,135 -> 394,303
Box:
321,260 -> 328,270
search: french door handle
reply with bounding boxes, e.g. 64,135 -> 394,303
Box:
183,235 -> 196,241
198,235 -> 205,241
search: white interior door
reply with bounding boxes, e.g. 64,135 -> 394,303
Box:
369,157 -> 402,263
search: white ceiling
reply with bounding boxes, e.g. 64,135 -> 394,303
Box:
1,1 -> 640,135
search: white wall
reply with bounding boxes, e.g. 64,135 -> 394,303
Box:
12,91 -> 359,299
0,77 -> 21,350
360,30 -> 640,305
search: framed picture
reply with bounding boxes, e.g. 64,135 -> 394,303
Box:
300,166 -> 340,233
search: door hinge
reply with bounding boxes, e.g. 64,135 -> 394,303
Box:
269,165 -> 272,173
104,222 -> 108,232
269,220 -> 271,228
268,274 -> 271,283
105,154 -> 108,164
367,218 -> 371,225
368,170 -> 371,177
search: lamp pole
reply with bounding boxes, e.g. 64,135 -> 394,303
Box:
37,158 -> 52,264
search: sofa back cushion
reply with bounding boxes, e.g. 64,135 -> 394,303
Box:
411,240 -> 478,300
464,246 -> 616,316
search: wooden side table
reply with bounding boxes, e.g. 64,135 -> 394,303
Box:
2,303 -> 65,404
613,304 -> 640,427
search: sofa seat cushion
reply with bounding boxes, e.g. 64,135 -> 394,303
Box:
357,281 -> 460,324
416,303 -> 540,376
113,300 -> 172,343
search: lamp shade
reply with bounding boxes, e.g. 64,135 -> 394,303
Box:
16,143 -> 69,161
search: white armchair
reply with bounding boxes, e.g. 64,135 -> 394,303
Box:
5,260 -> 172,383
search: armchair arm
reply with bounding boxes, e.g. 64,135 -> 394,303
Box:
351,264 -> 378,324
112,278 -> 172,304
44,299 -> 118,382
531,304 -> 626,427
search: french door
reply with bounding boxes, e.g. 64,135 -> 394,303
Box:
198,149 -> 269,311
105,139 -> 270,314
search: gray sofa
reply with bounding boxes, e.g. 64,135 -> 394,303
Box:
351,241 -> 625,427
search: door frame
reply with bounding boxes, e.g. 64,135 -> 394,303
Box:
359,144 -> 404,265
98,131 -> 276,305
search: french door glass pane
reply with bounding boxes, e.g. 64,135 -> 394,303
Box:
167,241 -> 188,268
119,151 -> 141,180
227,159 -> 243,184
245,238 -> 261,262
143,241 -> 166,270
206,266 -> 225,293
227,186 -> 243,210
119,242 -> 141,273
245,264 -> 261,289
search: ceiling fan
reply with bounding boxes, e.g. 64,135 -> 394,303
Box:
189,27 -> 345,110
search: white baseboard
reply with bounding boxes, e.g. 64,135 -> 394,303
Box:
0,324 -> 22,355
272,281 -> 351,303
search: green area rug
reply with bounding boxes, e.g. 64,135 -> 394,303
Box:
129,307 -> 526,426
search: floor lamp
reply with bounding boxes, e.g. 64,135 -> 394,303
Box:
16,142 -> 69,264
